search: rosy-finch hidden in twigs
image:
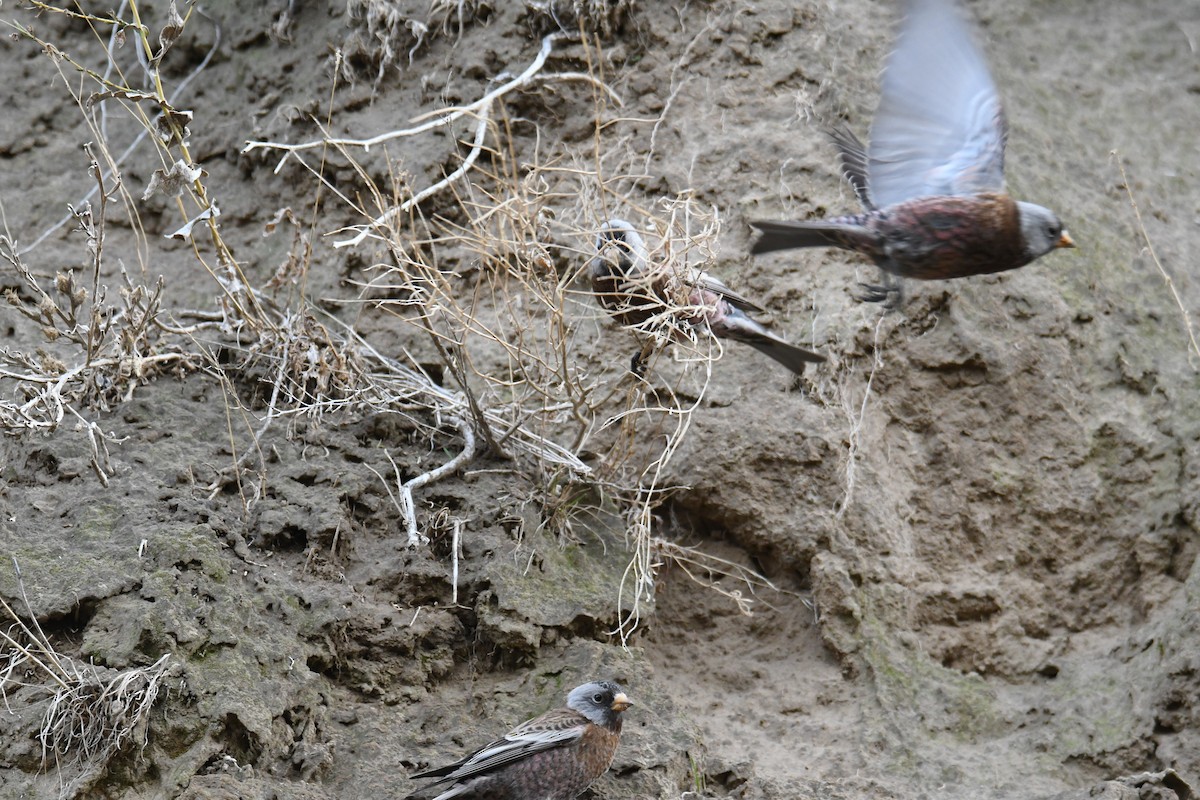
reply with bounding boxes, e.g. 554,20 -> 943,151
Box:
750,0 -> 1075,305
590,218 -> 824,376
407,681 -> 633,800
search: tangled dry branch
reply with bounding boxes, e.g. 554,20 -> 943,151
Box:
0,0 -> 784,643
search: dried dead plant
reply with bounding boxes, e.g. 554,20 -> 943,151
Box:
0,561 -> 175,799
585,202 -> 731,638
246,22 -> 755,635
834,315 -> 885,517
1,3 -> 509,516
244,32 -> 611,543
0,144 -> 196,484
378,159 -> 729,631
4,0 -> 778,642
526,0 -> 634,39
344,0 -> 485,81
0,3 -> 252,484
5,0 -> 276,340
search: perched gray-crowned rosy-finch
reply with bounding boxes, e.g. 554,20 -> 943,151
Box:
750,0 -> 1075,305
590,219 -> 824,375
406,681 -> 632,800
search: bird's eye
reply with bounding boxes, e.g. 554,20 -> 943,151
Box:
1048,224 -> 1060,238
592,693 -> 605,704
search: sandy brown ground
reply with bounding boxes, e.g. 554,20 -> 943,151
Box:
0,1 -> 1198,799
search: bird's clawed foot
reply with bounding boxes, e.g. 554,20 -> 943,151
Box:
855,274 -> 905,309
855,282 -> 899,306
628,341 -> 658,378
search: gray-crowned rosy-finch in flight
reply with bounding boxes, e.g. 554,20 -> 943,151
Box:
750,0 -> 1075,304
407,681 -> 632,800
590,219 -> 824,375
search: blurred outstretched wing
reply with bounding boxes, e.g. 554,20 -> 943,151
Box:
867,0 -> 1007,207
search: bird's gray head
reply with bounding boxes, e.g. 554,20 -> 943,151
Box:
1016,202 -> 1075,261
566,680 -> 633,729
590,219 -> 648,279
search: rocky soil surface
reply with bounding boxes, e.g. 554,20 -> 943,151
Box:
0,1 -> 1197,798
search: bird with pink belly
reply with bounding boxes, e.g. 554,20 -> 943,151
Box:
750,0 -> 1075,305
590,219 -> 824,376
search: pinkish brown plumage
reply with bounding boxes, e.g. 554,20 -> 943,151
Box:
590,219 -> 824,375
407,681 -> 631,800
750,0 -> 1075,304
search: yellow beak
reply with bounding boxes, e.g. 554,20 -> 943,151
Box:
610,692 -> 633,713
1055,231 -> 1076,249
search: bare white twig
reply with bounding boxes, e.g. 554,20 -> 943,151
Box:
451,518 -> 461,604
320,311 -> 591,474
379,415 -> 476,547
243,34 -> 580,159
331,109 -> 491,248
654,538 -> 783,616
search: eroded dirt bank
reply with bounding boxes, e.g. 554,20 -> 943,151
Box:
0,1 -> 1198,798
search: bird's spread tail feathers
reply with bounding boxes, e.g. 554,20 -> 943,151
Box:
744,336 -> 825,375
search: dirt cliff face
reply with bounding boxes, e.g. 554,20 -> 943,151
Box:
0,1 -> 1197,798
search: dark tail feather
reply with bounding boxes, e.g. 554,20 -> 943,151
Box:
745,338 -> 825,375
749,220 -> 845,255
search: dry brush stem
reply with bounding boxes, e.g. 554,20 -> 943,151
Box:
376,152 -> 732,627
239,28 -> 630,548
0,2 -> 258,479
325,300 -> 592,476
342,153 -> 729,574
243,12 -> 753,628
228,307 -> 592,540
653,539 -> 783,617
1,0 -> 603,567
11,3 -> 226,265
588,202 -> 729,639
835,316 -> 885,518
6,1 -> 739,642
1112,150 -> 1200,366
